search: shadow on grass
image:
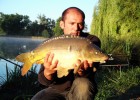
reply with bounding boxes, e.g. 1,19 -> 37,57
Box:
107,75 -> 140,100
107,85 -> 140,100
107,67 -> 140,100
95,66 -> 140,100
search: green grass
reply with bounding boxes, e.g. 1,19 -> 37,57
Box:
0,64 -> 140,100
95,66 -> 140,100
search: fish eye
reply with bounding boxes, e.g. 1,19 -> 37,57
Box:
95,52 -> 98,55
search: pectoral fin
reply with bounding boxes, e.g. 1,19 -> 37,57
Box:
57,67 -> 69,78
36,59 -> 44,64
73,64 -> 81,74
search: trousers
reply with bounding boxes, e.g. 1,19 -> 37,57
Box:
31,77 -> 96,100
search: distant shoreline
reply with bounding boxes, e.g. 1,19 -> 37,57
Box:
0,35 -> 47,39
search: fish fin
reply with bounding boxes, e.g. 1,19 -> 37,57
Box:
16,52 -> 31,62
16,52 -> 33,76
21,61 -> 33,76
57,67 -> 69,78
36,59 -> 44,64
73,63 -> 81,74
73,65 -> 80,74
93,67 -> 97,72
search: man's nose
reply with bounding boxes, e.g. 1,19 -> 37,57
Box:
73,24 -> 79,31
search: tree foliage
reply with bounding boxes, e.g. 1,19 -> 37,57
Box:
53,17 -> 63,37
37,14 -> 55,37
0,13 -> 31,35
0,13 -> 56,37
90,0 -> 140,65
90,0 -> 140,52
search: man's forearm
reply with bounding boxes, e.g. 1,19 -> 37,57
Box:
38,65 -> 53,86
44,72 -> 53,80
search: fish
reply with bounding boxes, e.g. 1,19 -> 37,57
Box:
16,35 -> 108,78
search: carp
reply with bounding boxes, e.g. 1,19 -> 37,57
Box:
16,35 -> 108,78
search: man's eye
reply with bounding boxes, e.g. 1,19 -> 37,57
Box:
79,23 -> 83,25
79,23 -> 84,27
70,23 -> 74,25
79,22 -> 84,24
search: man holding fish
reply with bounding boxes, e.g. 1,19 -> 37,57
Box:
28,7 -> 108,100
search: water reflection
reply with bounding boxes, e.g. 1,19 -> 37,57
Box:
0,36 -> 46,80
0,36 -> 46,59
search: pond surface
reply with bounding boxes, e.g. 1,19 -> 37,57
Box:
0,36 -> 46,58
0,59 -> 22,80
0,36 -> 46,82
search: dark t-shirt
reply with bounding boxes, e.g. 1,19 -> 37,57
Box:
38,32 -> 101,92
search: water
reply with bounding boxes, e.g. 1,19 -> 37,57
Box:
0,58 -> 41,86
0,36 -> 46,58
0,59 -> 22,79
0,36 -> 46,82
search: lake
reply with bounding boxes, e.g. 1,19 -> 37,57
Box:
0,59 -> 41,81
0,59 -> 22,79
0,36 -> 46,82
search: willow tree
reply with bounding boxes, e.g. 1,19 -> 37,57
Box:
90,0 -> 140,55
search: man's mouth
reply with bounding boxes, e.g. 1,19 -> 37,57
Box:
70,32 -> 80,36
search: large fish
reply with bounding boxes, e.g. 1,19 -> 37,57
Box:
16,35 -> 108,78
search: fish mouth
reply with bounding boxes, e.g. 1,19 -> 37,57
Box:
100,60 -> 106,64
99,55 -> 109,63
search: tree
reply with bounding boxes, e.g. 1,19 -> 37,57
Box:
90,0 -> 140,65
1,13 -> 31,35
45,18 -> 55,37
37,14 -> 55,37
25,20 -> 40,36
53,17 -> 63,36
0,12 -> 6,35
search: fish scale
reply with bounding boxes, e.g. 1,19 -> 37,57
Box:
16,35 -> 108,78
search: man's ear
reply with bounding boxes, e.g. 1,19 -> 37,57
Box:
60,21 -> 64,29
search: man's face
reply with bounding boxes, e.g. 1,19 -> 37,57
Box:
60,10 -> 85,36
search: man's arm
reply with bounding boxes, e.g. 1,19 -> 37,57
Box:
38,53 -> 58,86
38,65 -> 51,86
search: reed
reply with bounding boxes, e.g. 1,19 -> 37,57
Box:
0,64 -> 42,100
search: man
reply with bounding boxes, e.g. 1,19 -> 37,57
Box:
32,7 -> 101,100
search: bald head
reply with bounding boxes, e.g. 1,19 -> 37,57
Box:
60,7 -> 85,36
62,7 -> 85,21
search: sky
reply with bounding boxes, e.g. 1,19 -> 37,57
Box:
0,0 -> 99,31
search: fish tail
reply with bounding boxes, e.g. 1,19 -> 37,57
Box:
16,52 -> 33,76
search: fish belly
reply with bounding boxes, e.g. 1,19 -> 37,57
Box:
51,50 -> 79,78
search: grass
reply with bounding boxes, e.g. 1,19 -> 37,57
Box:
0,64 -> 140,100
0,64 -> 43,100
95,66 -> 140,100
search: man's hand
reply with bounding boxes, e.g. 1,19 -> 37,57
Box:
74,60 -> 93,76
43,53 -> 58,80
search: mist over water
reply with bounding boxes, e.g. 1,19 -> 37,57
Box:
0,36 -> 46,80
0,36 -> 46,57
